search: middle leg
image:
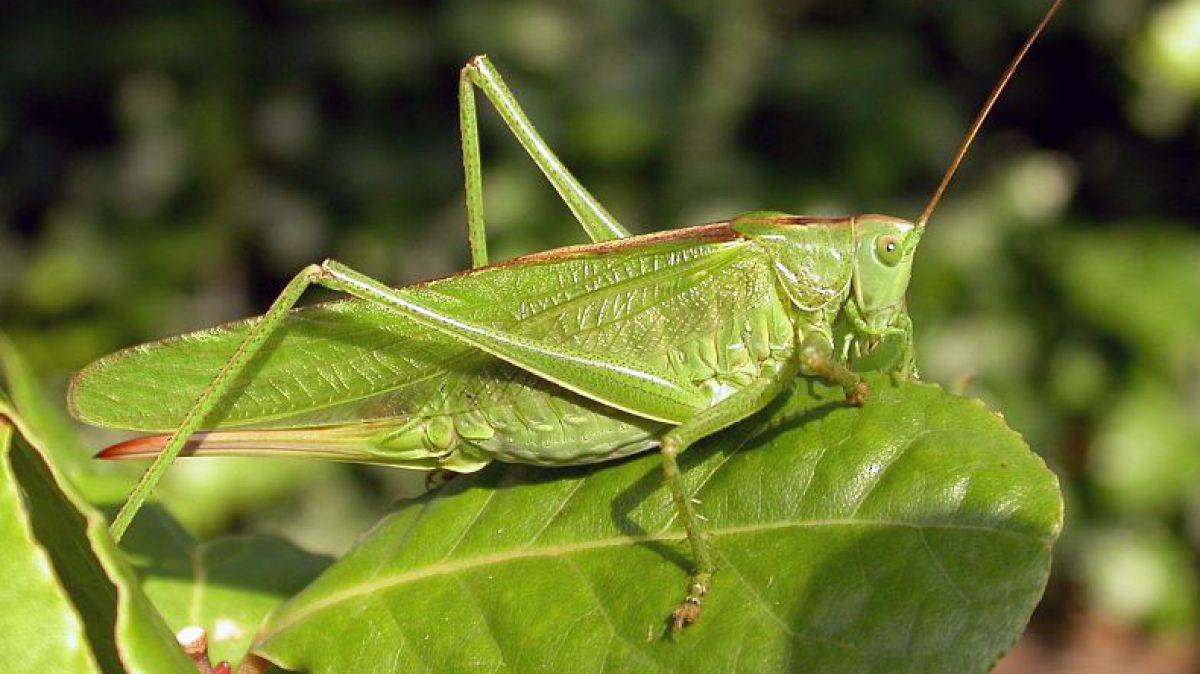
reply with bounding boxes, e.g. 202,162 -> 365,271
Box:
657,356 -> 798,630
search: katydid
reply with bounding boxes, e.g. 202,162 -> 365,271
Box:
69,0 -> 1065,630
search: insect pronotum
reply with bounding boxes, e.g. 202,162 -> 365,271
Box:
70,0 -> 1065,630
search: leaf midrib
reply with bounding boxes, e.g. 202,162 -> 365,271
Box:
256,516 -> 1045,643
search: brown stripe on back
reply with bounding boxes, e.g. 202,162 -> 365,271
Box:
410,221 -> 741,288
731,215 -> 855,228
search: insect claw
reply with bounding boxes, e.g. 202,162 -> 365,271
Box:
847,381 -> 870,407
671,597 -> 703,632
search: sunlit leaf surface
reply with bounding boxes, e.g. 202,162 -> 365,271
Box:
255,376 -> 1062,673
0,342 -> 193,674
0,418 -> 98,673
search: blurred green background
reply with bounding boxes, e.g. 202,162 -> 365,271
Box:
2,0 -> 1199,669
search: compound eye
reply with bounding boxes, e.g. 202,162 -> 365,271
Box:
874,234 -> 902,267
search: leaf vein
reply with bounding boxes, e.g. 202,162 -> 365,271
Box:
918,528 -> 970,604
528,477 -> 586,545
440,488 -> 499,562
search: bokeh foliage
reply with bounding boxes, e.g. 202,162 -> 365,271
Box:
1,0 -> 1198,643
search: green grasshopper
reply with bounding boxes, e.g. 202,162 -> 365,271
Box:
69,0 -> 1064,629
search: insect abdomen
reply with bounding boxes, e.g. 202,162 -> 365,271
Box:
438,372 -> 667,466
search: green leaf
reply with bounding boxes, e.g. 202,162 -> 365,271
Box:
0,417 -> 99,672
253,376 -> 1063,673
0,335 -> 90,466
121,506 -> 332,666
0,334 -> 135,507
0,338 -> 194,674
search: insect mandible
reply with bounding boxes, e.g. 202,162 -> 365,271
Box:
69,0 -> 1066,630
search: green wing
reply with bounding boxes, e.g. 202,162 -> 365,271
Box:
69,224 -> 782,433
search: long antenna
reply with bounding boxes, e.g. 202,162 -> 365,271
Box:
916,0 -> 1065,229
